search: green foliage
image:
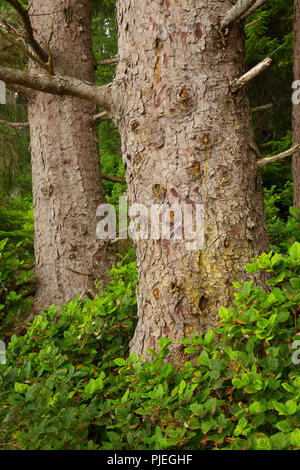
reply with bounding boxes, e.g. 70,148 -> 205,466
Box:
246,1 -> 293,148
264,183 -> 300,252
0,104 -> 31,197
0,253 -> 137,450
0,238 -> 34,335
0,245 -> 299,450
246,0 -> 294,192
0,196 -> 33,249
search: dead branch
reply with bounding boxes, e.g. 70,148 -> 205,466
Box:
4,0 -> 48,63
0,65 -> 113,109
97,56 -> 118,66
0,27 -> 50,73
0,119 -> 29,128
257,145 -> 299,168
251,103 -> 273,112
231,57 -> 272,91
221,0 -> 257,29
102,174 -> 126,184
92,111 -> 110,124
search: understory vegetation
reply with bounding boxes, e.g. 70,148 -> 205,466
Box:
0,238 -> 299,450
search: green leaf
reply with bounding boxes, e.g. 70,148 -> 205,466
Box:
160,362 -> 173,378
198,350 -> 210,367
275,419 -> 293,433
159,338 -> 172,350
189,403 -> 204,416
285,400 -> 297,415
256,436 -> 272,450
248,401 -> 263,415
14,382 -> 29,394
290,429 -> 300,448
204,329 -> 215,345
270,433 -> 287,450
121,388 -> 130,403
289,242 -> 300,260
114,357 -> 126,366
178,379 -> 186,395
290,278 -> 300,290
245,263 -> 259,273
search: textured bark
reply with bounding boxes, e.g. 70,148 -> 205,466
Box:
28,0 -> 110,310
293,0 -> 300,209
114,0 -> 269,364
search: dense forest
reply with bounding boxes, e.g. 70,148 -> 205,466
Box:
0,0 -> 299,451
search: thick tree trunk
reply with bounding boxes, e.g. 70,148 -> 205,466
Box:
28,0 -> 110,310
115,0 -> 269,363
293,0 -> 300,209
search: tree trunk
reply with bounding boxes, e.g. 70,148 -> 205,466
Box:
115,0 -> 269,363
28,0 -> 110,310
293,0 -> 300,209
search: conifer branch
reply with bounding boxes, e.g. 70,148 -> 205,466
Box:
4,0 -> 49,63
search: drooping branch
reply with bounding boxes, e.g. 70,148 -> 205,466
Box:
97,56 -> 118,66
0,27 -> 50,73
0,119 -> 29,128
7,82 -> 34,98
0,65 -> 113,110
4,0 -> 48,63
251,103 -> 272,112
231,57 -> 272,91
241,0 -> 269,20
101,174 -> 126,184
257,145 -> 299,168
220,0 -> 257,29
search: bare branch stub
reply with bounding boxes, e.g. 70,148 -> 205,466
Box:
97,56 -> 118,66
101,174 -> 126,184
251,103 -> 273,112
257,145 -> 300,168
4,0 -> 48,63
231,57 -> 272,92
91,111 -> 110,124
0,119 -> 29,128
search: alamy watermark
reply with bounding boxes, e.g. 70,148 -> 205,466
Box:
292,340 -> 300,365
292,80 -> 300,104
96,196 -> 204,251
0,340 -> 6,365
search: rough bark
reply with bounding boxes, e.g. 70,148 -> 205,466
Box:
114,0 -> 269,364
27,0 -> 110,310
293,0 -> 300,209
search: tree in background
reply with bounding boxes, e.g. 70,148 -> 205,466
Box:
0,0 -> 114,311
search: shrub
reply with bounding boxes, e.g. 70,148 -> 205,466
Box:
0,244 -> 299,450
0,238 -> 34,334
